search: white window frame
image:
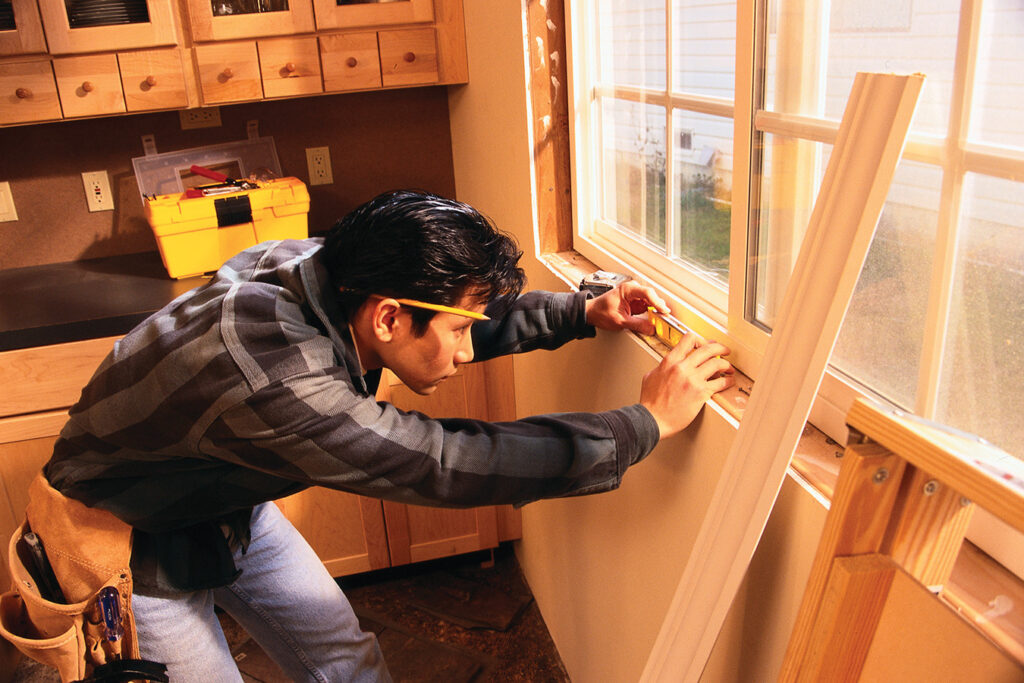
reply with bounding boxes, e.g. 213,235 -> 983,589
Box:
565,0 -> 1024,577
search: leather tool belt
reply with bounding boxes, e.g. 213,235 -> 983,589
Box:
0,472 -> 166,682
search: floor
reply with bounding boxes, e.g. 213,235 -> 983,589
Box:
11,544 -> 569,682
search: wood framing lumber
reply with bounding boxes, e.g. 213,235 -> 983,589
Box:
639,72 -> 925,682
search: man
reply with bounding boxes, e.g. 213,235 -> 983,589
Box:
42,190 -> 732,681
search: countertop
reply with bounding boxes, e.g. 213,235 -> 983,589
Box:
0,252 -> 207,352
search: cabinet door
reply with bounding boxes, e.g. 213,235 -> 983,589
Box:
0,0 -> 47,55
53,53 -> 126,117
37,0 -> 178,55
319,31 -> 380,92
194,41 -> 263,104
118,47 -> 189,111
186,0 -> 315,42
0,412 -> 67,589
311,0 -> 431,32
381,363 -> 501,566
257,36 -> 322,98
0,60 -> 62,125
378,27 -> 436,88
275,488 -> 389,577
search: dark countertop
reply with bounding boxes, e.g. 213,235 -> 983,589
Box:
0,252 -> 208,352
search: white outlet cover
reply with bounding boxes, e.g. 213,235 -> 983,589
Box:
82,171 -> 114,212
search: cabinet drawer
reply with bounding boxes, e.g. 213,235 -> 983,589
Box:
0,337 -> 117,418
378,28 -> 437,88
53,53 -> 126,117
258,36 -> 322,99
0,60 -> 62,125
118,48 -> 189,111
319,32 -> 380,93
194,41 -> 263,104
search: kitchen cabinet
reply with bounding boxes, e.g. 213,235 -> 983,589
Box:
193,40 -> 262,103
311,0 -> 432,32
117,47 -> 190,110
52,52 -> 126,116
257,35 -> 322,98
185,0 -> 315,43
0,0 -> 47,56
0,59 -> 62,124
36,0 -> 179,55
319,31 -> 380,92
378,27 -> 436,87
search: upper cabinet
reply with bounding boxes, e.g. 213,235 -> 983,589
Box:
0,0 -> 48,55
311,0 -> 431,32
37,0 -> 178,54
186,0 -> 314,42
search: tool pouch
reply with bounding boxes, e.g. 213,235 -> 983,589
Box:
0,473 -> 139,682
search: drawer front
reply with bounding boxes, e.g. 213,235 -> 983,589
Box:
118,48 -> 189,112
0,337 -> 117,418
378,28 -> 437,88
0,60 -> 62,125
194,41 -> 263,104
53,53 -> 126,117
319,32 -> 380,93
258,36 -> 323,99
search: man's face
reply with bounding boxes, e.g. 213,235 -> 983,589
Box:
383,293 -> 484,395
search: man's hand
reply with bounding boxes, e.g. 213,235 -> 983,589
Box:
640,334 -> 733,439
585,281 -> 669,335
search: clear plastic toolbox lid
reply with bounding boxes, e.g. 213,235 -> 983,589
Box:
132,137 -> 282,202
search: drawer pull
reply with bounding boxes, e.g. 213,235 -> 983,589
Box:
145,75 -> 157,87
403,52 -> 416,63
82,81 -> 94,92
346,57 -> 358,68
15,87 -> 31,99
221,67 -> 234,79
284,62 -> 296,73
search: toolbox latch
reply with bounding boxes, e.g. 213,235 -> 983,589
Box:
215,195 -> 253,227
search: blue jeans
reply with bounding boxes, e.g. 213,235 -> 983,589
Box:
132,502 -> 391,682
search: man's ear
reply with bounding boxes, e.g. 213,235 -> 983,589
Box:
370,298 -> 403,342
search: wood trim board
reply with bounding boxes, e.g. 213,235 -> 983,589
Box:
639,72 -> 925,682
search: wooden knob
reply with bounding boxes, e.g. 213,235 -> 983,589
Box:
82,81 -> 94,92
145,75 -> 157,86
222,67 -> 233,78
346,57 -> 357,68
403,52 -> 415,63
284,62 -> 295,72
15,87 -> 31,99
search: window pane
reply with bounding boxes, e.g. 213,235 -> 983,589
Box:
970,0 -> 1024,148
600,98 -> 667,249
673,110 -> 732,282
764,0 -> 958,136
750,133 -> 831,328
671,0 -> 736,98
597,0 -> 666,89
831,162 -> 942,409
936,174 -> 1024,458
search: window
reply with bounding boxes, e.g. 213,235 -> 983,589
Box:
568,0 -> 1024,572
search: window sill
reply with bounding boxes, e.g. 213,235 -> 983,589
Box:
540,248 -> 1024,664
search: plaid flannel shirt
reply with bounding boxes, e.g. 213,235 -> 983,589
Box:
45,239 -> 659,589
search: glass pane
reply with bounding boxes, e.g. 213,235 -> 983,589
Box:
970,0 -> 1024,148
597,0 -> 667,89
211,0 -> 288,16
0,0 -> 15,31
671,0 -> 736,98
936,174 -> 1024,458
66,0 -> 149,27
600,98 -> 667,250
764,0 -> 958,136
672,109 -> 732,282
832,162 -> 942,409
750,133 -> 831,327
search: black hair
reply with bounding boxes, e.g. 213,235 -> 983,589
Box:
324,190 -> 526,334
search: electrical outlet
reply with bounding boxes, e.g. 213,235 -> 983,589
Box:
0,182 -> 17,222
82,171 -> 114,212
306,147 -> 334,186
179,107 -> 222,129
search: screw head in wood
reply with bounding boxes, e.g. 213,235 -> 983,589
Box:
873,468 -> 889,483
923,479 -> 939,495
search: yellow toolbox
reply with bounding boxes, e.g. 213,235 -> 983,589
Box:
144,176 -> 310,279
